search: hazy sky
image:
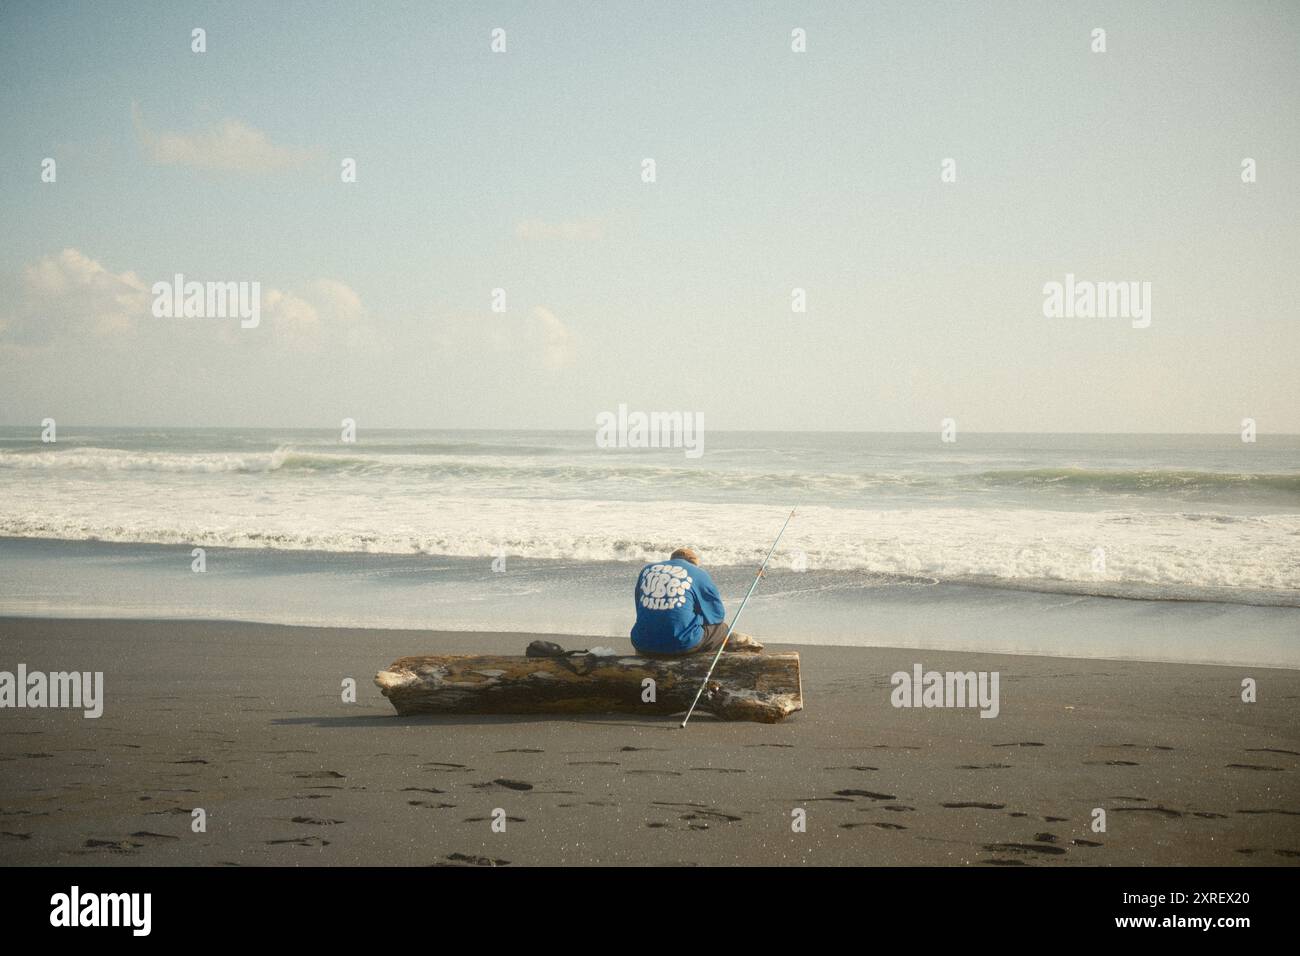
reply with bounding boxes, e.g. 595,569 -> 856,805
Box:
2,0 -> 1297,432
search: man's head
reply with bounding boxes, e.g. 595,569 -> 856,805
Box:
671,547 -> 700,566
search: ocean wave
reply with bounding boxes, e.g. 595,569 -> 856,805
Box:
0,446 -> 302,473
3,502 -> 1297,605
972,467 -> 1300,495
3,447 -> 1297,503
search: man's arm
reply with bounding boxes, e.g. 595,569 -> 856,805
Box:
695,569 -> 727,626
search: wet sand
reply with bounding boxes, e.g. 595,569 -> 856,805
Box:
1,617 -> 1297,866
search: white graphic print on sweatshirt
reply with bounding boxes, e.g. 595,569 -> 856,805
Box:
639,563 -> 694,611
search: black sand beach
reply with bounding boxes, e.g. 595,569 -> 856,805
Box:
1,617 -> 1296,866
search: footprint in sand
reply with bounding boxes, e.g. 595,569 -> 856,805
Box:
497,748 -> 543,754
992,742 -> 1044,748
983,842 -> 1066,856
838,821 -> 906,830
1072,839 -> 1103,847
289,816 -> 343,826
942,802 -> 1004,810
1033,833 -> 1058,843
835,789 -> 897,800
292,770 -> 345,780
688,768 -> 747,774
981,858 -> 1029,866
1,832 -> 32,841
1192,811 -> 1228,819
958,764 -> 1012,770
400,787 -> 446,794
680,810 -> 743,823
1237,808 -> 1300,816
130,831 -> 179,841
408,800 -> 457,809
266,836 -> 330,847
439,852 -> 508,866
626,769 -> 682,777
462,815 -> 525,823
1085,760 -> 1140,766
1226,764 -> 1285,771
1114,806 -> 1182,818
1246,748 -> 1300,757
569,761 -> 619,766
83,839 -> 144,853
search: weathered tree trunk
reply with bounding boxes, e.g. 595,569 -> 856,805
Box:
375,651 -> 802,723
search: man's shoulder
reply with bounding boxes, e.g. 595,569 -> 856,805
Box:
638,559 -> 704,581
642,558 -> 683,571
689,563 -> 715,585
638,558 -> 712,578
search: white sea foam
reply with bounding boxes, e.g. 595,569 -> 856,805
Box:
2,430 -> 1297,606
2,494 -> 1296,601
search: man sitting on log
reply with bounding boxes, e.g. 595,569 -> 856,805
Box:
631,547 -> 763,657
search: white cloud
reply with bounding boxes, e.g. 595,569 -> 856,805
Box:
1,249 -> 374,352
132,102 -> 314,174
514,218 -> 605,241
261,288 -> 321,348
3,248 -> 150,344
434,304 -> 576,371
262,279 -> 378,351
530,306 -> 575,369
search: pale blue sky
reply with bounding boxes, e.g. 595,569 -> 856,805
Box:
1,0 -> 1297,431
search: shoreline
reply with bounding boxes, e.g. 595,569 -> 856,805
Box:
2,613 -> 1297,673
4,537 -> 1298,670
5,530 -> 1299,610
2,617 -> 1297,866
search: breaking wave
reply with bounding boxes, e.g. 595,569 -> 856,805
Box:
2,447 -> 1297,504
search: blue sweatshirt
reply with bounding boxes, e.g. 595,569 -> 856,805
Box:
630,558 -> 727,654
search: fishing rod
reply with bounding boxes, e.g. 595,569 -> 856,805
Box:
680,506 -> 797,728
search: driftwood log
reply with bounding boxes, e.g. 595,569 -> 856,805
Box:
375,651 -> 802,723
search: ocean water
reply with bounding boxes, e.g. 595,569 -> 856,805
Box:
1,427 -> 1297,666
